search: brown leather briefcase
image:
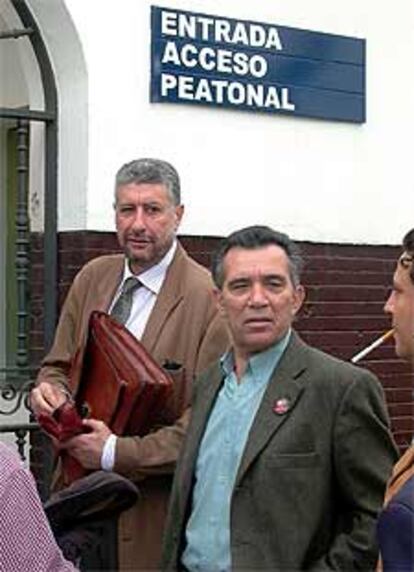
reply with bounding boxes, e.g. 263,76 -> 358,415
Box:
70,311 -> 175,436
39,311 -> 176,485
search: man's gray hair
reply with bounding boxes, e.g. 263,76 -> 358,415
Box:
115,158 -> 181,205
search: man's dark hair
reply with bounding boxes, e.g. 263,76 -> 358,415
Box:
211,225 -> 303,289
115,158 -> 181,205
401,228 -> 414,283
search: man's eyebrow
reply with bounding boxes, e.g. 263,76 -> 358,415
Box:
228,273 -> 285,284
228,276 -> 250,285
264,273 -> 285,279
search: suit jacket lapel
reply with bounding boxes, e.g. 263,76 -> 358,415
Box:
179,363 -> 224,513
235,332 -> 309,485
141,244 -> 185,354
96,256 -> 124,311
76,255 -> 124,345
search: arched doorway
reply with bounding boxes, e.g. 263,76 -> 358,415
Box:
0,0 -> 88,498
0,0 -> 58,486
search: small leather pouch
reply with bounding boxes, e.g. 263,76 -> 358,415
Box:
38,401 -> 86,442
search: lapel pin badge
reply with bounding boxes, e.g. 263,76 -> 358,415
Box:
273,397 -> 290,415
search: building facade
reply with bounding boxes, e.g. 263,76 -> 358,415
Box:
1,0 -> 413,469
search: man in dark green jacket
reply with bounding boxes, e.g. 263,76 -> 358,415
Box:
162,225 -> 398,571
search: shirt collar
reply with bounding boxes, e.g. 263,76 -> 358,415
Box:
121,240 -> 177,295
221,329 -> 292,383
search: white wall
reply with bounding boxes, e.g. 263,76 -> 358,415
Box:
36,0 -> 414,244
1,0 -> 47,233
26,0 -> 88,231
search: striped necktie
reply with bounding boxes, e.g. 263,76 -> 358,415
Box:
110,276 -> 141,325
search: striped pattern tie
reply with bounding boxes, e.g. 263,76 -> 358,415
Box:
110,276 -> 141,325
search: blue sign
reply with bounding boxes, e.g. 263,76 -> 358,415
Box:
150,7 -> 365,123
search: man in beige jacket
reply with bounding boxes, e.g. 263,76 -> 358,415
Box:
31,158 -> 229,570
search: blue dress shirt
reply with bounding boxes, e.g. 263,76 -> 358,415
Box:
182,331 -> 291,572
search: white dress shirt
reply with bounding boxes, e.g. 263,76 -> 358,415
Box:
101,241 -> 177,471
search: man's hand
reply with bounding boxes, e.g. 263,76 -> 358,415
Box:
30,381 -> 68,417
61,419 -> 113,469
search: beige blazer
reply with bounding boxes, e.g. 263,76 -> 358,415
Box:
38,243 -> 229,569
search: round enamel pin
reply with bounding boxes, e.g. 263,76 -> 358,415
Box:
273,397 -> 290,415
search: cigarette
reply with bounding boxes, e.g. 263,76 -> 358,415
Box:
351,329 -> 394,363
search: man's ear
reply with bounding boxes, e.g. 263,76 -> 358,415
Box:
292,285 -> 306,316
174,205 -> 184,230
